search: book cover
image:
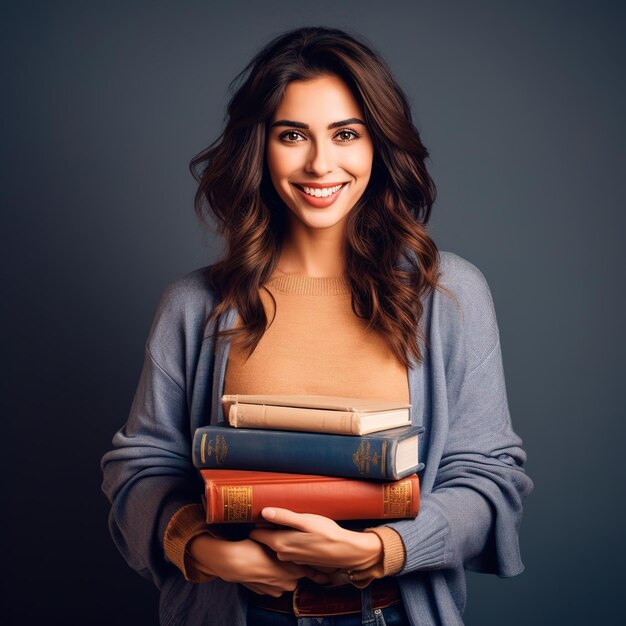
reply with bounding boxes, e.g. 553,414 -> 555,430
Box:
200,469 -> 420,523
227,402 -> 411,435
192,424 -> 424,480
222,393 -> 411,415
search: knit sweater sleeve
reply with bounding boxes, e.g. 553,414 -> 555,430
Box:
383,255 -> 533,577
100,277 -> 211,589
163,504 -> 218,583
344,526 -> 406,588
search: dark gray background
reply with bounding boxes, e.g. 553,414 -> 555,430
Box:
2,1 -> 624,624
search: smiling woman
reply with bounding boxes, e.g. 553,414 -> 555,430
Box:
266,74 -> 375,267
101,25 -> 533,626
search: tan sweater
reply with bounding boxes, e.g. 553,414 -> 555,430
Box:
164,270 -> 409,585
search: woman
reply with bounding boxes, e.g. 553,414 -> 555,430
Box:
101,26 -> 533,626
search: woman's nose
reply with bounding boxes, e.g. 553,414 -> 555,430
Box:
305,140 -> 333,176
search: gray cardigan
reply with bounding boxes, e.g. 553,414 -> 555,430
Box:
101,250 -> 533,625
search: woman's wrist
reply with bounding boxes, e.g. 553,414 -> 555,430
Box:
347,529 -> 384,571
187,533 -> 236,579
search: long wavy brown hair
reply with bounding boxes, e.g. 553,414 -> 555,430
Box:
190,26 -> 444,367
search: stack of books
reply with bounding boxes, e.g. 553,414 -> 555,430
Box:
191,394 -> 424,524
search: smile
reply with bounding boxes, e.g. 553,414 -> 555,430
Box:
296,183 -> 345,197
291,182 -> 350,208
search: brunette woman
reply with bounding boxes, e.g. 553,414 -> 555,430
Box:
101,26 -> 533,626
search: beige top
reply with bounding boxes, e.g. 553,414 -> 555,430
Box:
224,270 -> 410,401
164,270 -> 409,584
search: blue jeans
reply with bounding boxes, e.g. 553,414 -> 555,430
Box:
246,585 -> 410,625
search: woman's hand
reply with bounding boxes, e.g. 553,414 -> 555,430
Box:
187,534 -> 330,597
248,507 -> 383,571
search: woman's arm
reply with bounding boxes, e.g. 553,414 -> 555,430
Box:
386,340 -> 532,576
163,502 -> 330,593
100,343 -> 203,587
100,278 -> 211,587
249,508 -> 384,571
382,257 -> 534,577
187,531 -> 329,596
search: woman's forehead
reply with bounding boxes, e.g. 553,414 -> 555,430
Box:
271,75 -> 363,122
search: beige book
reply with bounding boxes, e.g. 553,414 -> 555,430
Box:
223,394 -> 411,435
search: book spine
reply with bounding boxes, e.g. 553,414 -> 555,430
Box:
204,474 -> 420,523
228,403 -> 360,435
192,427 -> 408,480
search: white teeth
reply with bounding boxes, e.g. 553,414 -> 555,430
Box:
301,184 -> 343,197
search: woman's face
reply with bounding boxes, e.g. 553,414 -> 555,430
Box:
266,73 -> 374,234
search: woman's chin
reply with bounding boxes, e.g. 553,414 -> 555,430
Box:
286,202 -> 356,233
293,213 -> 349,232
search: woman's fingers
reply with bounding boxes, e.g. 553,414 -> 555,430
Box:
260,507 -> 320,530
241,569 -> 332,596
249,514 -> 354,567
249,527 -> 298,551
250,510 -> 343,552
249,522 -> 382,571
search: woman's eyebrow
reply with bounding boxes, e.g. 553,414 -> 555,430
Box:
270,117 -> 366,130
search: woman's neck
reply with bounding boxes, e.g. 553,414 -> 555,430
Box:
279,226 -> 347,277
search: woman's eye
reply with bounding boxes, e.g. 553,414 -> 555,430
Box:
280,130 -> 305,142
278,129 -> 362,143
335,129 -> 361,142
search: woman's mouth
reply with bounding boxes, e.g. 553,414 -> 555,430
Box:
291,182 -> 350,208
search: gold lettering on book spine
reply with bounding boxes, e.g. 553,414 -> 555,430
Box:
222,486 -> 252,521
215,434 -> 228,464
352,440 -> 380,474
205,438 -> 215,460
382,480 -> 413,518
353,442 -> 383,476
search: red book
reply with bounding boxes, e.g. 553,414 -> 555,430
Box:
199,469 -> 420,524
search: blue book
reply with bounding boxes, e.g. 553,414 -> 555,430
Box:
192,424 -> 424,481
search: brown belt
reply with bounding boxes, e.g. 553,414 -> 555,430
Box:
247,577 -> 401,617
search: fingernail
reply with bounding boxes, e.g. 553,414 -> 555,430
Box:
263,508 -> 276,519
